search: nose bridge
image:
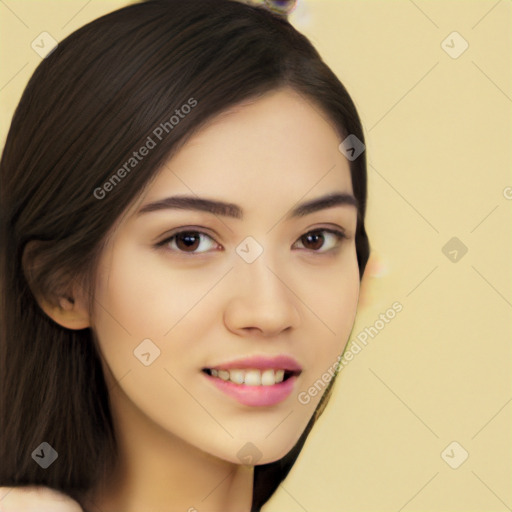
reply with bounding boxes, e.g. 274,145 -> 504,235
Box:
238,248 -> 286,299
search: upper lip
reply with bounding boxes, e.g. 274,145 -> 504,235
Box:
205,354 -> 302,372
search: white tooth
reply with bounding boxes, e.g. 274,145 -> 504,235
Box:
244,369 -> 261,386
275,369 -> 285,383
261,369 -> 276,386
211,369 -> 218,377
218,370 -> 230,381
229,369 -> 244,384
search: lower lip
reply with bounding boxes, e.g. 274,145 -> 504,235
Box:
204,373 -> 298,406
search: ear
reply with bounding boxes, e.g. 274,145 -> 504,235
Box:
37,289 -> 91,330
22,240 -> 91,330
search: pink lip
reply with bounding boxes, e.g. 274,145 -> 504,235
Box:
203,373 -> 299,407
206,354 -> 302,372
203,354 -> 302,407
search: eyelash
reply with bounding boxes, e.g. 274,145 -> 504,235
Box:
155,227 -> 347,257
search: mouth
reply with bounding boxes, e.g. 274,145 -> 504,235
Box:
201,355 -> 303,407
201,367 -> 300,386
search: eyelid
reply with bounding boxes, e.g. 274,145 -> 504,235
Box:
293,227 -> 347,253
155,225 -> 349,256
154,226 -> 221,253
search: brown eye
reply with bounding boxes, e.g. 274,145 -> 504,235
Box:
158,230 -> 219,255
301,231 -> 325,251
175,232 -> 201,252
294,229 -> 346,253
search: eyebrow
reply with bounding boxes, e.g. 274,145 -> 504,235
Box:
137,192 -> 358,220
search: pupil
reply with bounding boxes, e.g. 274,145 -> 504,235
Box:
177,233 -> 199,251
304,232 -> 323,250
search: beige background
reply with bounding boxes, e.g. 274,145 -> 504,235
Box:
1,1 -> 510,510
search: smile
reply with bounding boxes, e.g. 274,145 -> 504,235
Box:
203,368 -> 298,386
202,355 -> 303,407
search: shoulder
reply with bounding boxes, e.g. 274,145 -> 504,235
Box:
0,486 -> 83,512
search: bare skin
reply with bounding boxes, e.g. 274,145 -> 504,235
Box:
0,487 -> 83,512
5,87 -> 360,511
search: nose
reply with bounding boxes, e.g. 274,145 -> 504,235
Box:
223,254 -> 302,338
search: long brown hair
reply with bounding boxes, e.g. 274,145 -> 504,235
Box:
0,1 -> 370,509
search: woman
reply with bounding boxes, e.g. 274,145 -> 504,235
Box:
0,0 -> 370,510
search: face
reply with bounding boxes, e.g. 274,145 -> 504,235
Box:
90,87 -> 360,465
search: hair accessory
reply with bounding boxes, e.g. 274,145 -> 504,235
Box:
238,0 -> 298,18
264,0 -> 297,16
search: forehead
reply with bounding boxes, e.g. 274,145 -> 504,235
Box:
132,87 -> 353,219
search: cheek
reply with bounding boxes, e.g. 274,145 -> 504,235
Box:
92,243 -> 216,339
295,253 -> 360,399
89,247 -> 168,384
306,267 -> 359,331
304,250 -> 360,337
89,244 -> 226,391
